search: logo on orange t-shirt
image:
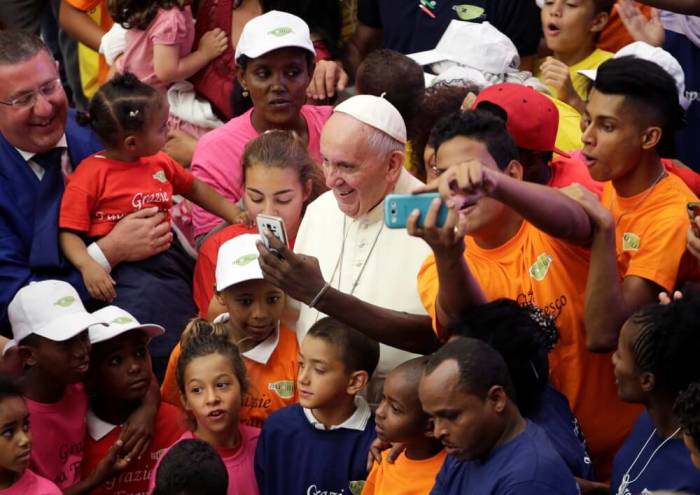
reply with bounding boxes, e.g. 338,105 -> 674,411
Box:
268,381 -> 295,399
529,252 -> 553,281
622,232 -> 641,252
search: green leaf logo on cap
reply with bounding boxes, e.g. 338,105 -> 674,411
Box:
111,316 -> 135,325
268,27 -> 293,37
234,253 -> 258,266
268,380 -> 295,399
153,170 -> 167,183
452,4 -> 485,21
54,296 -> 76,307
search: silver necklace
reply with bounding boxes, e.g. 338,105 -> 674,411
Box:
610,169 -> 667,224
616,426 -> 681,495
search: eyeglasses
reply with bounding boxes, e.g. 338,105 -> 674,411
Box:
0,78 -> 63,108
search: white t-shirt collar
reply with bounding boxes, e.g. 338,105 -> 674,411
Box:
303,395 -> 371,431
212,312 -> 280,365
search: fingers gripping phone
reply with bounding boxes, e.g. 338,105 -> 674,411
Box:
688,202 -> 700,236
256,214 -> 289,249
384,193 -> 449,229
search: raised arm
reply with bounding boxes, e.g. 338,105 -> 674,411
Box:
153,28 -> 227,84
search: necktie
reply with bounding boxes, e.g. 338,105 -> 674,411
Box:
28,147 -> 67,269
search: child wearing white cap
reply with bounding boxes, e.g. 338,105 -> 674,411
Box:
7,281 -> 159,493
161,234 -> 299,428
82,306 -> 185,495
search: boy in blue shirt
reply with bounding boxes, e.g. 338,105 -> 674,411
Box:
254,317 -> 379,495
420,338 -> 579,495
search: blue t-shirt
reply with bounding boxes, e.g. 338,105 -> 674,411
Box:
530,386 -> 594,480
611,410 -> 700,495
430,421 -> 579,494
357,0 -> 541,56
254,404 -> 375,495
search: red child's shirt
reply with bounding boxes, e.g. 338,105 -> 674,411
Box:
59,151 -> 194,238
81,402 -> 185,495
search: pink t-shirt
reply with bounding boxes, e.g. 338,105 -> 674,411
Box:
116,6 -> 195,91
25,384 -> 88,489
149,426 -> 260,495
0,469 -> 62,495
191,105 -> 332,236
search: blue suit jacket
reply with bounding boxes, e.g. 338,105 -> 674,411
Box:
0,109 -> 102,331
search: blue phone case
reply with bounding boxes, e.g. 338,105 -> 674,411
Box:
384,193 -> 449,229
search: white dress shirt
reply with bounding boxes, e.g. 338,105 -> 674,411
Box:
293,169 -> 432,378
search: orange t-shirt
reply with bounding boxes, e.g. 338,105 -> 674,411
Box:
603,174 -> 698,292
417,222 -> 641,480
193,224 -> 257,318
161,325 -> 299,428
59,152 -> 194,238
362,449 -> 446,495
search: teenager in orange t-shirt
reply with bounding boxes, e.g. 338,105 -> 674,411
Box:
411,110 -> 639,481
162,234 -> 299,428
561,57 -> 697,355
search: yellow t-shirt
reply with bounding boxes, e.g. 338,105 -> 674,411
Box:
550,96 -> 583,153
66,0 -> 112,98
536,48 -> 612,102
417,222 -> 641,480
362,450 -> 447,495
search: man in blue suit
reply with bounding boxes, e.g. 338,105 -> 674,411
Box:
0,32 -> 180,371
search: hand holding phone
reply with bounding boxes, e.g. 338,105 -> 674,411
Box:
256,214 -> 289,249
384,193 -> 449,229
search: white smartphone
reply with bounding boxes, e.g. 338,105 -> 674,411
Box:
256,214 -> 289,249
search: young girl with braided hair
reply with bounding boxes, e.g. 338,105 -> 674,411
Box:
610,290 -> 700,494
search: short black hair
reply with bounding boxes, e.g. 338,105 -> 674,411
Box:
630,290 -> 700,397
674,382 -> 700,451
356,49 -> 425,139
593,0 -> 615,14
593,56 -> 685,157
429,109 -> 518,170
0,374 -> 23,403
307,317 -> 380,377
448,299 -> 558,415
152,439 -> 228,495
425,337 -> 516,400
0,30 -> 52,65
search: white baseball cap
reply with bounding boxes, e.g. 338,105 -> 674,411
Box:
7,280 -> 105,347
215,234 -> 265,292
333,94 -> 407,144
578,41 -> 690,110
88,306 -> 164,345
235,10 -> 315,61
408,21 -> 520,76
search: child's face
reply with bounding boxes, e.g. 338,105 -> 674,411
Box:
134,98 -> 169,158
0,396 -> 31,476
541,0 -> 604,54
581,89 -> 648,183
22,331 -> 91,385
181,353 -> 242,437
612,320 -> 645,403
90,330 -> 153,403
375,369 -> 426,444
244,163 -> 310,241
216,279 -> 285,345
297,335 -> 352,410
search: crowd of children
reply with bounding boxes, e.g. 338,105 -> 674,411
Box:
2,0 -> 700,493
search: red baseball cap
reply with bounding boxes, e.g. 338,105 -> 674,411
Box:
473,83 -> 570,158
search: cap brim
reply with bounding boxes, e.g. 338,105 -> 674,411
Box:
237,42 -> 315,61
553,146 -> 571,158
90,323 -> 165,345
407,49 -> 451,67
35,312 -> 107,342
577,69 -> 597,81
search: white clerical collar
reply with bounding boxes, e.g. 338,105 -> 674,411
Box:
87,408 -> 119,441
15,134 -> 67,162
212,313 -> 280,365
303,395 -> 371,431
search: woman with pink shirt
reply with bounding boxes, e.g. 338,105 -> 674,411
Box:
190,11 -> 332,238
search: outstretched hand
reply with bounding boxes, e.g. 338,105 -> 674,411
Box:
256,232 -> 327,304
